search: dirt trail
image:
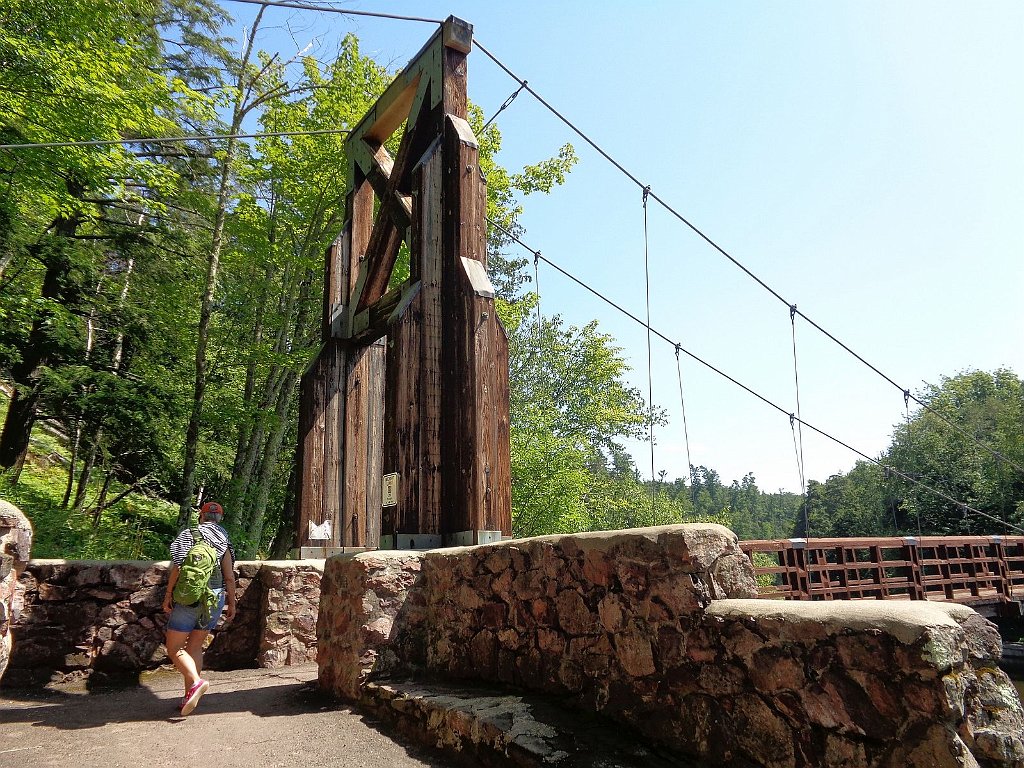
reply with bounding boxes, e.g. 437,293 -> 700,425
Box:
0,664 -> 446,768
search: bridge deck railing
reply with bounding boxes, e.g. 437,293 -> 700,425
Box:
740,536 -> 1024,611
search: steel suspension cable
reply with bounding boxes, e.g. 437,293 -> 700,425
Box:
674,345 -> 697,508
789,415 -> 809,537
533,252 -> 543,340
0,128 -> 352,151
486,216 -> 1024,535
483,82 -> 529,131
473,37 -> 1024,480
222,0 -> 444,24
642,187 -> 656,522
789,305 -> 809,536
904,391 -> 924,538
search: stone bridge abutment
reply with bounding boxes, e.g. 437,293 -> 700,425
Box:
317,524 -> 1024,768
5,557 -> 322,687
5,508 -> 1024,767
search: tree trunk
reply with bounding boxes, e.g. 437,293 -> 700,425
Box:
228,263 -> 304,532
72,430 -> 102,511
0,250 -> 13,284
178,8 -> 266,527
60,424 -> 81,508
243,369 -> 298,557
0,387 -> 39,482
269,460 -> 299,558
60,271 -> 107,507
0,209 -> 81,476
91,467 -> 114,526
230,259 -> 277,485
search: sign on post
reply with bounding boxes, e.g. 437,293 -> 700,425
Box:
382,473 -> 399,507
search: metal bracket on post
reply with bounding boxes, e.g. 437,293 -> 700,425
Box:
446,530 -> 504,547
378,533 -> 443,551
329,303 -> 348,338
442,15 -> 473,54
296,546 -> 372,559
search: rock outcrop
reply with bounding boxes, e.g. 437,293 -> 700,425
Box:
0,500 -> 32,680
317,523 -> 1024,768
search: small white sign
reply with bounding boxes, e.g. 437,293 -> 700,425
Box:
382,472 -> 399,507
308,519 -> 332,541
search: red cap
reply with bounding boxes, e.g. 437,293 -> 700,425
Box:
200,501 -> 223,516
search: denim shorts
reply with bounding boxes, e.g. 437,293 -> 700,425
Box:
167,589 -> 226,632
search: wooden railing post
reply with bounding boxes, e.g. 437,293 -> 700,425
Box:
905,537 -> 925,600
743,535 -> 1024,614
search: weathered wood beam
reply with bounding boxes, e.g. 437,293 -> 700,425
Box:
347,72 -> 422,161
351,88 -> 442,316
362,146 -> 415,234
364,144 -> 394,199
383,136 -> 444,539
439,113 -> 511,537
347,16 -> 467,158
348,278 -> 421,346
296,352 -> 326,547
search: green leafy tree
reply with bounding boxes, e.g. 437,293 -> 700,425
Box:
501,297 -> 661,537
887,369 -> 1024,535
0,0 -> 215,478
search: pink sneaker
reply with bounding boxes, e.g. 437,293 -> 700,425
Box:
180,679 -> 209,716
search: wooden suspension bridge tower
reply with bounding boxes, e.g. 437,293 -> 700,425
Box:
295,17 -> 511,553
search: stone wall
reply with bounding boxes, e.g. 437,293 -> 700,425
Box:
0,501 -> 32,679
5,558 -> 322,686
317,523 -> 1024,768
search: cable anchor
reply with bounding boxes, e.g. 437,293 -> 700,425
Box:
482,81 -> 529,131
903,389 -> 911,408
641,185 -> 651,207
789,303 -> 798,321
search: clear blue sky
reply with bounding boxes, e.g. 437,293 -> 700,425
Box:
227,1 -> 1024,492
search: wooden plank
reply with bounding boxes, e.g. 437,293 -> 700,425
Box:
348,69 -> 423,149
384,300 -> 421,538
490,319 -> 512,535
362,144 -> 414,235
416,138 -> 444,535
438,117 -> 469,534
442,43 -> 468,119
460,173 -> 490,531
438,113 -> 511,535
322,336 -> 345,547
353,213 -> 403,315
343,346 -> 371,543
320,219 -> 356,547
349,179 -> 374,297
296,357 -> 326,547
353,91 -> 442,315
349,278 -> 421,345
364,339 -> 385,546
364,143 -> 395,199
341,179 -> 375,546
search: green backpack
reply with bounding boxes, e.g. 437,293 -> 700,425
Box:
172,525 -> 219,625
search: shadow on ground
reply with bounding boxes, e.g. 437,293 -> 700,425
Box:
0,664 -> 447,768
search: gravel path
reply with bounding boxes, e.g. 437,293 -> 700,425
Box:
0,664 -> 447,768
